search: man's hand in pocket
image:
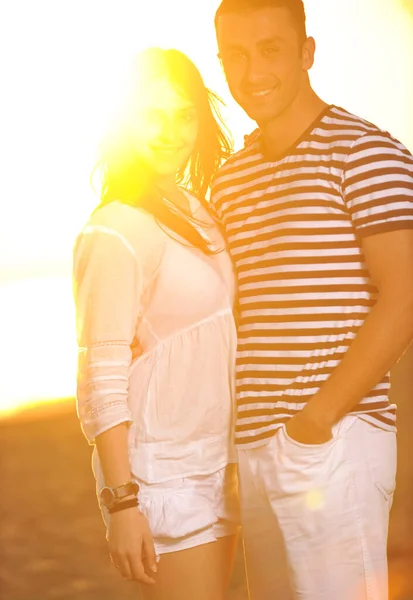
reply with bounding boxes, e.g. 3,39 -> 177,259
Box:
285,408 -> 333,445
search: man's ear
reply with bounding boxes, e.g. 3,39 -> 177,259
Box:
302,36 -> 316,71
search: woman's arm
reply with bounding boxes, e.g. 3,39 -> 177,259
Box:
96,424 -> 157,584
73,224 -> 157,584
73,227 -> 140,442
96,423 -> 134,488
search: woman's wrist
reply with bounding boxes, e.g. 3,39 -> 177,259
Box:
100,480 -> 140,511
108,497 -> 139,514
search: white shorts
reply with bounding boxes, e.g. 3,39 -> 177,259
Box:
135,463 -> 240,555
238,416 -> 397,600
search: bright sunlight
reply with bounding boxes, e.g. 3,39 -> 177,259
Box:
1,0 -> 412,412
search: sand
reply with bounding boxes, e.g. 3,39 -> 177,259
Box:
0,400 -> 247,600
1,399 -> 411,600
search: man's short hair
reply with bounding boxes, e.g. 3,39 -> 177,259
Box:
214,0 -> 307,44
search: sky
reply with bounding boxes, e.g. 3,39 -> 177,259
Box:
0,0 -> 412,412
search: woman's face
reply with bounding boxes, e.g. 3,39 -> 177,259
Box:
129,76 -> 199,181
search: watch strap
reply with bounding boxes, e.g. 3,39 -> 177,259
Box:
113,480 -> 139,500
108,498 -> 139,514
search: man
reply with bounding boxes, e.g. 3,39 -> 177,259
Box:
212,1 -> 413,598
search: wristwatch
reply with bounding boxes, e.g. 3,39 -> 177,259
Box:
99,480 -> 140,510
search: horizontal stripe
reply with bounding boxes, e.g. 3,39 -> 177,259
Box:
212,104 -> 412,447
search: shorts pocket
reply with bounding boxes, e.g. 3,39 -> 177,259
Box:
281,424 -> 336,453
363,425 -> 397,504
138,487 -> 217,539
259,425 -> 345,500
375,481 -> 394,503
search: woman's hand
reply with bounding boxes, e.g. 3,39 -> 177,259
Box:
108,505 -> 157,585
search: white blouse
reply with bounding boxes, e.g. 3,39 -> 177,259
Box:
73,193 -> 237,485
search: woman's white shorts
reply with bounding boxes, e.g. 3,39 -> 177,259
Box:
136,463 -> 240,555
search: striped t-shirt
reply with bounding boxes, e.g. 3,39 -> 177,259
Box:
211,105 -> 413,448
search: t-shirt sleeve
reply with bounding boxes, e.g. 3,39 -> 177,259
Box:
342,131 -> 413,237
73,225 -> 141,444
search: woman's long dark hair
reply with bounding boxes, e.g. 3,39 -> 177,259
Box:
94,47 -> 232,254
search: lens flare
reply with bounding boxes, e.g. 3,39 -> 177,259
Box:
1,0 -> 412,412
305,488 -> 325,511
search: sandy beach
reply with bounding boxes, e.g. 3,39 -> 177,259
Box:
1,393 -> 412,600
0,400 -> 247,600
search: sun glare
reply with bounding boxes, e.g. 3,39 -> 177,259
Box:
0,278 -> 77,413
1,0 -> 412,413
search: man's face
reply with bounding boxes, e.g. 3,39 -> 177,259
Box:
216,7 -> 314,125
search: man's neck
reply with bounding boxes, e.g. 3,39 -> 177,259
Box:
260,87 -> 329,160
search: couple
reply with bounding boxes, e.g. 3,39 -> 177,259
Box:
73,1 -> 413,599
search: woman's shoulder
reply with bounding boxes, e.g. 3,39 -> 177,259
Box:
77,201 -> 165,264
87,201 -> 156,235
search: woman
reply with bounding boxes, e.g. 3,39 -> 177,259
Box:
73,48 -> 239,600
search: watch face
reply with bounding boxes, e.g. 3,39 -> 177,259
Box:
100,487 -> 114,508
100,481 -> 140,508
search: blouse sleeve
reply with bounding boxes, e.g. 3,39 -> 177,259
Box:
73,225 -> 142,444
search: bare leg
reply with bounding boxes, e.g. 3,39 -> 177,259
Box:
139,533 -> 239,600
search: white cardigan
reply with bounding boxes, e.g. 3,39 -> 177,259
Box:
73,195 -> 237,485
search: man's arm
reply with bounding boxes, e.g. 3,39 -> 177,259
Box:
287,228 -> 413,444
